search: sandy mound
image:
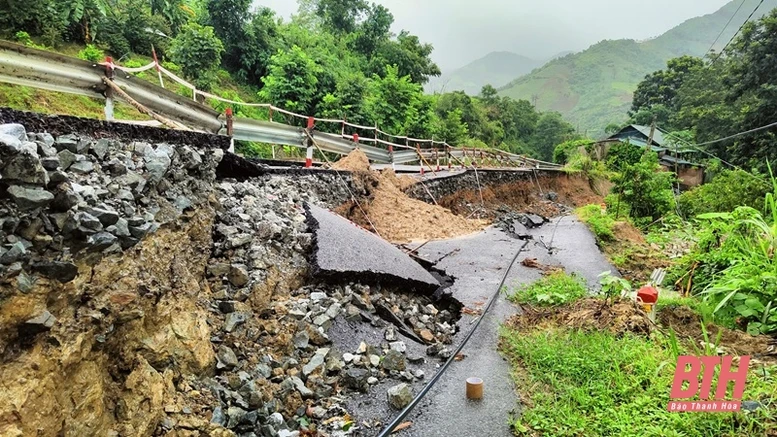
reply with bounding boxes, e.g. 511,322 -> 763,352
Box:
369,173 -> 487,243
332,148 -> 371,172
332,150 -> 487,243
379,169 -> 416,192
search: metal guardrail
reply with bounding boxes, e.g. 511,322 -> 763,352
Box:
0,41 -> 563,169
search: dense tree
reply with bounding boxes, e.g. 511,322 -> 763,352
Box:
259,45 -> 323,113
60,0 -> 109,43
313,0 -> 368,34
149,0 -> 193,32
722,10 -> 777,168
368,31 -> 441,84
350,3 -> 392,56
206,0 -> 251,71
168,23 -> 224,89
364,65 -> 422,134
530,112 -> 577,161
630,56 -> 704,120
99,0 -> 171,57
0,0 -> 64,44
235,8 -> 279,84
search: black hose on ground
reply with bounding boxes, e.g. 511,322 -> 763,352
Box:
376,239 -> 531,437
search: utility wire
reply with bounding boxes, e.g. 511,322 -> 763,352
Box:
695,120 -> 777,147
711,0 -> 765,64
706,0 -> 748,57
376,240 -> 529,437
656,126 -> 770,182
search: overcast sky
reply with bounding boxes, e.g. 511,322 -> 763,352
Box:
254,0 -> 732,71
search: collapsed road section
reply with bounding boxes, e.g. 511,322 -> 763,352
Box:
0,110 -> 600,437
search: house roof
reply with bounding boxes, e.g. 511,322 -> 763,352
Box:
629,125 -> 667,147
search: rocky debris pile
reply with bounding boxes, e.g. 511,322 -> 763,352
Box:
199,172 -> 462,437
494,211 -> 532,239
197,279 -> 460,436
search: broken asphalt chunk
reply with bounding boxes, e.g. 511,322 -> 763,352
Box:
304,202 -> 439,293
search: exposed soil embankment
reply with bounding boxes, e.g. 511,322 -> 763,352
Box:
0,119 -> 222,436
427,172 -> 603,219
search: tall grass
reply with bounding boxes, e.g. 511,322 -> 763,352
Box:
701,166 -> 777,334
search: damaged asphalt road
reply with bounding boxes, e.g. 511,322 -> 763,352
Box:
392,215 -> 616,437
301,203 -> 615,436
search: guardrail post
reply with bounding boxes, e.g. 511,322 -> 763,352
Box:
388,144 -> 395,170
447,146 -> 452,170
226,107 -> 234,153
435,148 -> 441,172
305,117 -> 315,168
103,56 -> 114,121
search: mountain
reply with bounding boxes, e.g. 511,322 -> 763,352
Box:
426,51 -> 542,95
497,0 -> 777,136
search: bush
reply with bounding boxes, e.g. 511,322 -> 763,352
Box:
678,169 -> 771,217
612,152 -> 676,221
553,139 -> 590,164
77,44 -> 104,62
698,188 -> 777,334
14,31 -> 33,46
169,23 -> 224,90
509,271 -> 588,306
606,141 -> 642,171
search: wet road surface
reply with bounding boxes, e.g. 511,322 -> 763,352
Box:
397,215 -> 615,437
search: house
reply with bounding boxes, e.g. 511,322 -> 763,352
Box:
602,124 -> 706,189
608,124 -> 668,149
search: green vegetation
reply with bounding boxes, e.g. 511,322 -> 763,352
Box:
501,327 -> 775,437
77,44 -> 104,62
612,153 -> 676,223
576,205 -> 615,243
0,0 -> 580,160
677,170 -> 772,217
509,271 -> 588,307
0,83 -> 147,120
169,22 -> 225,89
497,0 -> 777,136
502,273 -> 776,436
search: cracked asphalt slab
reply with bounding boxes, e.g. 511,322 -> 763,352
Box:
305,203 -> 439,293
391,215 -> 615,437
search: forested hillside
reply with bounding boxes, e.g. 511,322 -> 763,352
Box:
626,9 -> 777,172
498,0 -> 777,136
425,51 -> 542,95
0,0 -> 579,160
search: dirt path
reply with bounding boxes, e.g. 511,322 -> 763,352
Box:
396,216 -> 615,437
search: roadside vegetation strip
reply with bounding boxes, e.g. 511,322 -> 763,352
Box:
508,271 -> 588,307
501,281 -> 777,437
